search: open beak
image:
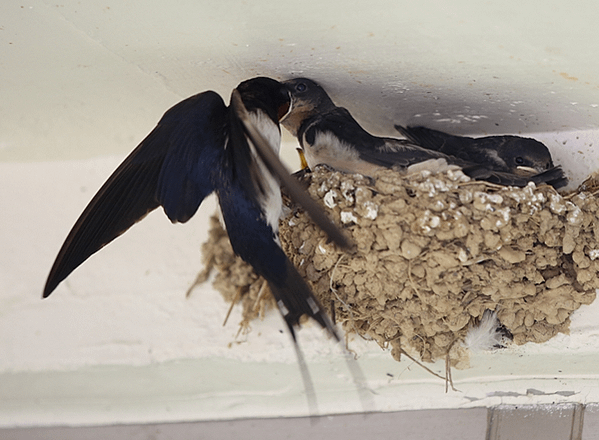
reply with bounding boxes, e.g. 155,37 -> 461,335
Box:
278,90 -> 292,122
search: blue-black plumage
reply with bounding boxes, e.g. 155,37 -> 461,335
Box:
281,78 -> 567,189
42,77 -> 348,344
394,124 -> 555,176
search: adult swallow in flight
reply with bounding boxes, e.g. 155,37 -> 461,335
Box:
281,78 -> 567,189
42,77 -> 350,346
394,124 -> 554,176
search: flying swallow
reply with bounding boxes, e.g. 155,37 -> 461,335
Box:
42,77 -> 350,347
394,124 -> 554,176
281,78 -> 567,189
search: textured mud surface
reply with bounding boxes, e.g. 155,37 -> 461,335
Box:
197,167 -> 599,368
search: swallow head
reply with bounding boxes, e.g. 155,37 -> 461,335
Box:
280,78 -> 337,136
498,137 -> 554,176
236,77 -> 291,124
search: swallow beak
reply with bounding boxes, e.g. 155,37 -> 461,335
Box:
515,165 -> 540,176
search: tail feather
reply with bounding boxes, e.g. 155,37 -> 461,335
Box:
268,259 -> 339,342
268,260 -> 374,415
462,164 -> 568,188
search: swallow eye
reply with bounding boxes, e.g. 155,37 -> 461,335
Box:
515,156 -> 524,165
295,82 -> 307,92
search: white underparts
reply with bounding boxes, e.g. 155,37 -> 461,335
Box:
305,131 -> 381,176
247,111 -> 284,238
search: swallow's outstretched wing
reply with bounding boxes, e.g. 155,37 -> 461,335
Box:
44,79 -> 349,339
42,78 -> 371,415
43,91 -> 227,298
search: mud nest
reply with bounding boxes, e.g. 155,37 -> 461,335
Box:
196,166 -> 599,368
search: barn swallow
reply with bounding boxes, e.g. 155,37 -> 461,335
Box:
281,78 -> 567,189
42,77 -> 350,347
394,124 -> 554,176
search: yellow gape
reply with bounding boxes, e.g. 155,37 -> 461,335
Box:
297,148 -> 309,170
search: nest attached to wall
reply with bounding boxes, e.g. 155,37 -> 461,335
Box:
195,166 -> 599,368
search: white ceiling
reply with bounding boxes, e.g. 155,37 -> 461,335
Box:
2,0 -> 599,164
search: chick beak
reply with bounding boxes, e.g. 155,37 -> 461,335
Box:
297,148 -> 309,170
515,165 -> 541,176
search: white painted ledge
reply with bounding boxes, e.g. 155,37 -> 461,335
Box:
2,155 -> 599,428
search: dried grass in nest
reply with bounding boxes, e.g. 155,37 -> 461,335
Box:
195,166 -> 599,368
188,215 -> 276,332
